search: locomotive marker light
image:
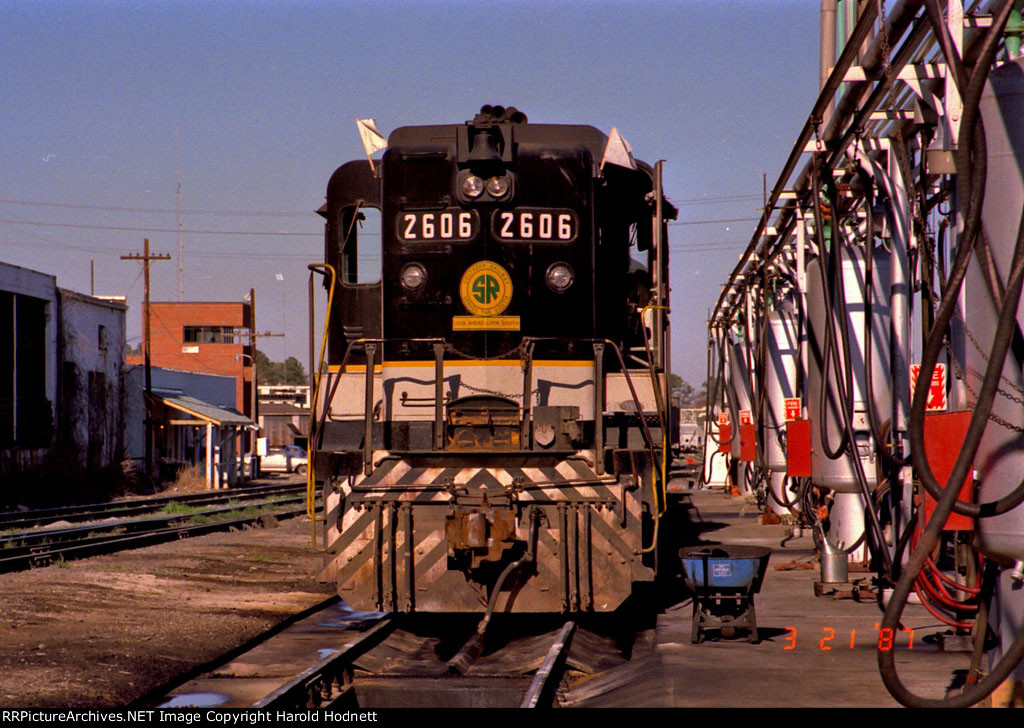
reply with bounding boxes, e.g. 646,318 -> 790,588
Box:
400,263 -> 427,291
545,262 -> 574,293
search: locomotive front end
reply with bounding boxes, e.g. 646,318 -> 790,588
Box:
312,107 -> 675,613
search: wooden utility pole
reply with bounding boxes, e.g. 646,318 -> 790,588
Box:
122,239 -> 171,483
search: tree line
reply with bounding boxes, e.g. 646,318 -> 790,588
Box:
255,349 -> 307,385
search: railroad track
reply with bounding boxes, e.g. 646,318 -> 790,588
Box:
0,488 -> 313,573
0,481 -> 307,531
145,602 -> 625,709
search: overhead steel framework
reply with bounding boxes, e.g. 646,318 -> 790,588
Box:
706,0 -> 1024,708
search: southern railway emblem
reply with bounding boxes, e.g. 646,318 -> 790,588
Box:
459,261 -> 513,317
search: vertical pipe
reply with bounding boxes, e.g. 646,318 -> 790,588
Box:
403,503 -> 414,612
570,505 -> 579,611
521,343 -> 534,448
386,502 -> 397,611
820,0 -> 838,125
593,342 -> 605,474
363,343 -> 376,475
654,162 -> 671,450
581,506 -> 592,611
373,503 -> 383,612
654,161 -> 666,373
558,503 -> 569,612
308,272 -> 315,432
433,342 -> 445,451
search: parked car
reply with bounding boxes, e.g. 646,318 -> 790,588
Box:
260,445 -> 308,475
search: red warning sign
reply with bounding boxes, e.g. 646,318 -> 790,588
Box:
910,363 -> 947,412
739,410 -> 752,425
784,398 -> 801,421
718,412 -> 729,426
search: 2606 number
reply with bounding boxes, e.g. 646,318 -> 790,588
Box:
493,208 -> 577,242
399,209 -> 478,241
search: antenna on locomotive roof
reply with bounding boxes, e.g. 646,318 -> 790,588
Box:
601,127 -> 637,171
356,118 -> 387,173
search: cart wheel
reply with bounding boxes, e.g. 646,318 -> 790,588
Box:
748,604 -> 759,644
691,607 -> 702,644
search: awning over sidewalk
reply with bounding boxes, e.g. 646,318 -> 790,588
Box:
155,394 -> 255,428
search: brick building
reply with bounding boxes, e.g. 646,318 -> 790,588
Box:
127,302 -> 254,421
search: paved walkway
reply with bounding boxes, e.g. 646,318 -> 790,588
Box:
655,487 -> 966,708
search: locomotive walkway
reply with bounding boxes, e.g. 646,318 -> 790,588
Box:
649,485 -> 967,708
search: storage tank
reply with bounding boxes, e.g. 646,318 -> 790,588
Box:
806,245 -> 892,493
971,56 -> 1024,566
764,294 -> 802,514
727,328 -> 755,463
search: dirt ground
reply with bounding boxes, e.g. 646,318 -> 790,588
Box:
0,513 -> 334,707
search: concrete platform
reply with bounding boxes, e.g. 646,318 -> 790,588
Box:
654,486 -> 967,708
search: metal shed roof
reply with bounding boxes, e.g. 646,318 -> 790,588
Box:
156,394 -> 255,427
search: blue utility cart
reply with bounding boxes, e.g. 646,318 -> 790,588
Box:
679,545 -> 772,644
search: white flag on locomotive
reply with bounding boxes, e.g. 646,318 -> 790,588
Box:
356,118 -> 387,171
600,127 -> 637,171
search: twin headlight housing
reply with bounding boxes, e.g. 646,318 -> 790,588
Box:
460,173 -> 511,201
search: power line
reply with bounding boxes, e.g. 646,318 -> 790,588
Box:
668,216 -> 760,226
674,193 -> 763,205
0,218 -> 319,236
0,197 -> 310,217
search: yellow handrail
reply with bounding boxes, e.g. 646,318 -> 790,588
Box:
306,263 -> 337,551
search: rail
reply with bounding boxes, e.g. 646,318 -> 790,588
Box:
251,617 -> 395,709
520,621 -> 576,708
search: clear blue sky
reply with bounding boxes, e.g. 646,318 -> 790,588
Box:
0,0 -> 821,386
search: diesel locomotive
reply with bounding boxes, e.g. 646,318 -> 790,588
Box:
310,106 -> 677,613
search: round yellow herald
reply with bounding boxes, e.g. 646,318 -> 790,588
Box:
459,261 -> 513,317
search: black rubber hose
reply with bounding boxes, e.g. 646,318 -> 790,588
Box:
811,167 -> 892,573
880,4 -> 1024,701
884,191 -> 1024,704
909,0 -> 1024,518
856,163 -> 911,469
810,166 -> 852,460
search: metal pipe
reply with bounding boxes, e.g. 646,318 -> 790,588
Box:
521,341 -> 534,448
713,1 -> 927,327
363,343 -> 376,476
402,503 -> 414,611
822,0 -> 838,122
592,342 -> 604,475
433,342 -> 445,451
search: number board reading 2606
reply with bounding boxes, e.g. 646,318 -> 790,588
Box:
398,208 -> 577,243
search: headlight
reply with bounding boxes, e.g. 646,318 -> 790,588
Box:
546,262 -> 574,293
485,175 -> 510,198
461,175 -> 484,199
400,263 -> 427,291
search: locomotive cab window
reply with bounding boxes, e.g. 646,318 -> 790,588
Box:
338,205 -> 382,285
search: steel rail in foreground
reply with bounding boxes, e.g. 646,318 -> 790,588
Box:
520,621 -> 577,708
0,482 -> 307,530
0,501 -> 310,572
251,617 -> 396,709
